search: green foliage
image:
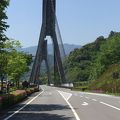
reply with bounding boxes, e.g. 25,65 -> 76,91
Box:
0,0 -> 9,48
0,94 -> 14,109
7,51 -> 28,80
72,81 -> 89,91
0,40 -> 33,90
89,63 -> 120,93
53,72 -> 61,86
64,31 -> 120,92
0,1 -> 33,91
5,39 -> 21,49
91,32 -> 120,79
64,36 -> 106,83
5,40 -> 32,86
0,51 -> 8,75
0,0 -> 9,92
0,40 -> 22,77
0,0 -> 9,76
0,86 -> 39,110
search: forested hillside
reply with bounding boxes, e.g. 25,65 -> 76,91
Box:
19,44 -> 81,56
64,31 -> 120,93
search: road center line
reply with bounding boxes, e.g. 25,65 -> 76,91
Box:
4,90 -> 44,120
100,101 -> 120,111
92,99 -> 97,101
58,91 -> 81,120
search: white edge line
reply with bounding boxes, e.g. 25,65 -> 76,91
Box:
67,94 -> 72,101
58,91 -> 80,120
61,91 -> 72,101
4,90 -> 44,120
58,91 -> 72,101
100,101 -> 120,111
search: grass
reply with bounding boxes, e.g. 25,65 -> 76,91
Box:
88,63 -> 120,93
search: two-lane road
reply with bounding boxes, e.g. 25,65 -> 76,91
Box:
1,86 -> 75,120
69,91 -> 120,120
1,85 -> 120,120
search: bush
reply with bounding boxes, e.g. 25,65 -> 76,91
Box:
0,94 -> 14,109
0,96 -> 2,110
25,87 -> 39,95
72,86 -> 88,91
29,88 -> 34,93
26,89 -> 32,96
11,90 -> 27,103
0,86 -> 40,111
34,87 -> 40,92
1,95 -> 10,109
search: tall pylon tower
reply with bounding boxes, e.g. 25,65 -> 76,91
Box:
30,0 -> 66,85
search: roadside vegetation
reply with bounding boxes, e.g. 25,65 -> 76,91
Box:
0,0 -> 40,111
1,0 -> 119,110
64,31 -> 120,95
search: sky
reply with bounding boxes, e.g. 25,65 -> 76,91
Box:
6,0 -> 120,48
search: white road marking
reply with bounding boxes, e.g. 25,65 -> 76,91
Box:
58,91 -> 72,100
80,96 -> 83,97
92,99 -> 97,101
80,92 -> 120,99
58,91 -> 80,120
4,90 -> 44,120
85,97 -> 89,99
82,102 -> 88,106
8,111 -> 43,114
100,101 -> 120,111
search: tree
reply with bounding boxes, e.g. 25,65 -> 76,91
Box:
5,40 -> 32,88
0,51 -> 8,91
7,50 -> 28,88
0,0 -> 9,92
0,0 -> 9,48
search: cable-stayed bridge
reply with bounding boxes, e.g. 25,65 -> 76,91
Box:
29,0 -> 66,86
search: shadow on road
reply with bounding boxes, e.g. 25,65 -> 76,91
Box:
21,104 -> 71,111
8,113 -> 73,120
1,104 -> 74,120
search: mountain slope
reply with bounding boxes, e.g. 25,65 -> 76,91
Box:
89,63 -> 120,93
19,44 -> 81,55
64,31 -> 120,81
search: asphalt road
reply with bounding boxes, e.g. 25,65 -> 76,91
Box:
0,85 -> 120,120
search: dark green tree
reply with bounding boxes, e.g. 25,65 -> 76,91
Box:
0,0 -> 9,92
0,0 -> 9,48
